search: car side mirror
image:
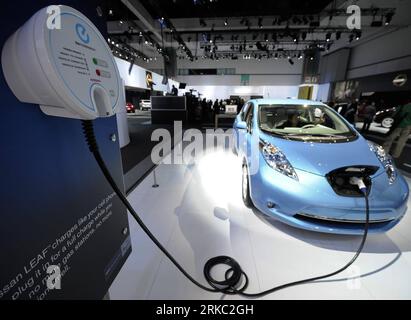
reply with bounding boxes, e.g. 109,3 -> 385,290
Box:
236,121 -> 247,130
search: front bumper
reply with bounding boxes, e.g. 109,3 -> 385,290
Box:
249,155 -> 409,235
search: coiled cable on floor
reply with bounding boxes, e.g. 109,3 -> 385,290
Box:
82,120 -> 370,298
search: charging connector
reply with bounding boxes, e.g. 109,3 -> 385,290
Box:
349,177 -> 367,194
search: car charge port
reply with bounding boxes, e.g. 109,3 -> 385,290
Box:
326,166 -> 379,197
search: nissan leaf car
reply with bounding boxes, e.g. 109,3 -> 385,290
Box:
233,99 -> 409,235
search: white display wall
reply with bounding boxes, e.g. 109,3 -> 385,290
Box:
184,85 -> 300,101
115,57 -> 179,93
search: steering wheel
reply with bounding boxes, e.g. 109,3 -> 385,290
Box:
301,124 -> 316,129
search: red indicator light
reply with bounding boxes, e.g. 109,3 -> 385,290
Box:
96,69 -> 101,76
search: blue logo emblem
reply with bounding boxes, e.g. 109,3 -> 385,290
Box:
75,23 -> 90,44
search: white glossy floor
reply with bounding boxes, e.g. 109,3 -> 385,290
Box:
109,142 -> 411,300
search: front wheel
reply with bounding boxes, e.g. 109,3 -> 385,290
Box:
242,165 -> 253,208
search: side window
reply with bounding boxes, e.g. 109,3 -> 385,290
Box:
245,104 -> 254,132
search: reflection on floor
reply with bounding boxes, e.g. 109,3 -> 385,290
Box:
110,138 -> 411,300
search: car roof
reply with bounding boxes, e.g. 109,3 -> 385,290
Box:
248,98 -> 327,106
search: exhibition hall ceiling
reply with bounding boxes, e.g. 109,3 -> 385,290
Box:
103,0 -> 407,64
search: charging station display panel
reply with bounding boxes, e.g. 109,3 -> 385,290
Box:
0,2 -> 130,300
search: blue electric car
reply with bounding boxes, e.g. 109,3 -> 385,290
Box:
233,99 -> 409,235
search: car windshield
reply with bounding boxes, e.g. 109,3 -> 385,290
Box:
258,104 -> 357,142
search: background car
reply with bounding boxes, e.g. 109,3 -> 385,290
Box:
374,107 -> 396,128
139,99 -> 151,111
126,102 -> 135,113
233,99 -> 409,235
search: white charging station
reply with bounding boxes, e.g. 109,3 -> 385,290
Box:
1,5 -> 122,120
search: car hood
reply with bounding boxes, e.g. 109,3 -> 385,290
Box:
259,132 -> 383,176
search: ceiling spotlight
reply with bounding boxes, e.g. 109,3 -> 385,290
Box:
108,9 -> 113,16
264,34 -> 268,42
274,52 -> 278,59
298,53 -> 303,59
224,18 -> 228,26
336,31 -> 341,40
385,12 -> 394,25
355,30 -> 362,40
325,32 -> 331,42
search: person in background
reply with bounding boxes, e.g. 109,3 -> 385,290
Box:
171,84 -> 178,96
383,99 -> 411,158
213,99 -> 220,122
349,98 -> 359,113
207,99 -> 213,111
213,99 -> 219,112
344,106 -> 356,125
343,98 -> 359,125
361,101 -> 376,133
201,98 -> 208,122
339,102 -> 349,116
357,101 -> 367,119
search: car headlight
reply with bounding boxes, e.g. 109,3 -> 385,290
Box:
259,140 -> 298,181
368,141 -> 397,184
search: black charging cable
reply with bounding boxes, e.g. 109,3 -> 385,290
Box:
82,120 -> 370,297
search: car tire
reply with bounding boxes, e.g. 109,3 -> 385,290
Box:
381,117 -> 394,128
242,165 -> 253,208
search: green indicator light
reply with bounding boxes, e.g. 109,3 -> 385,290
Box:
93,58 -> 98,65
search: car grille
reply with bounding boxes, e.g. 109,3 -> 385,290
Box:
295,212 -> 394,224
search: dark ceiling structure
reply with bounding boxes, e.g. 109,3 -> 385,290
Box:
138,0 -> 334,19
103,0 -> 397,64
